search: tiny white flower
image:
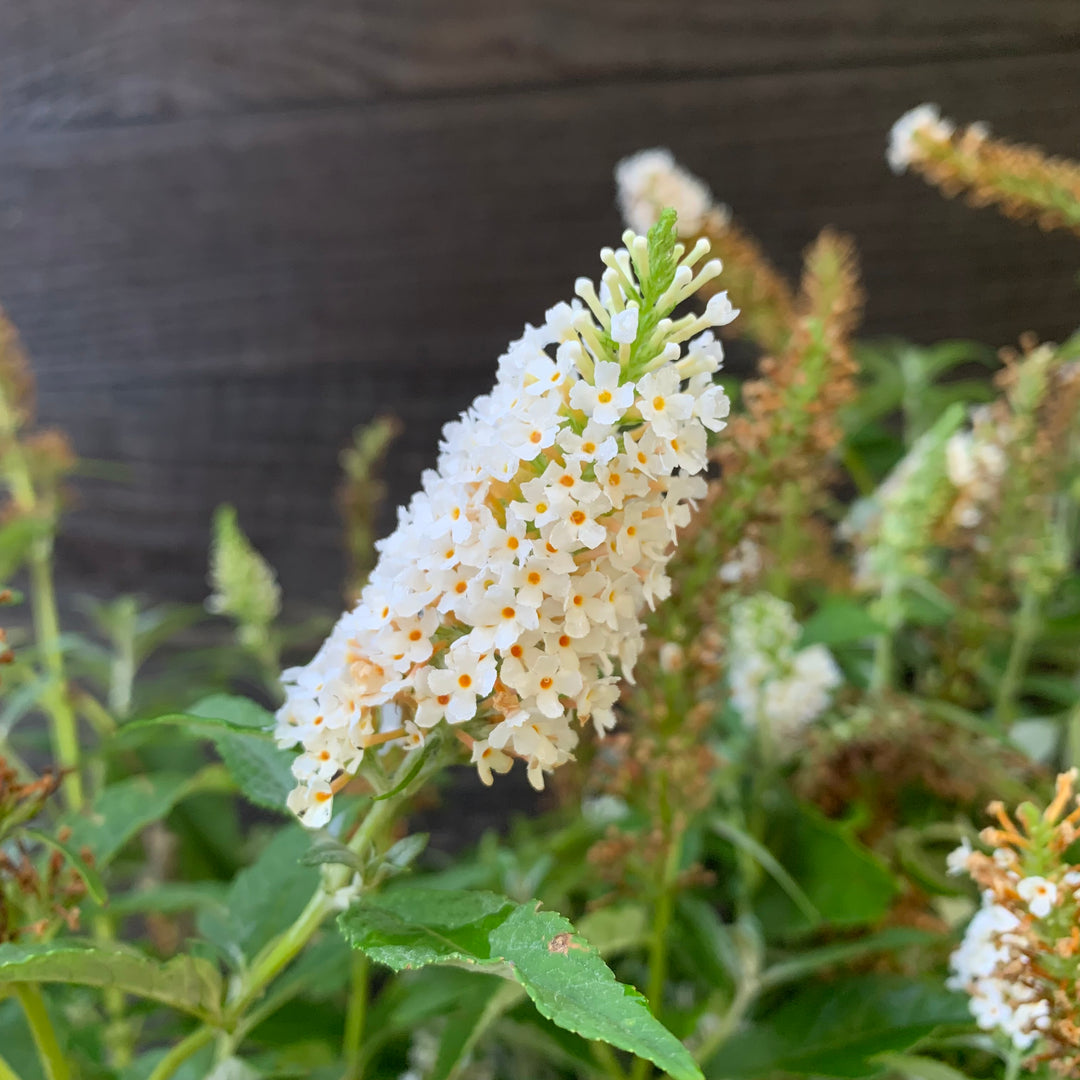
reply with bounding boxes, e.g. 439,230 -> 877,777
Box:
610,304 -> 640,344
1017,876 -> 1058,919
568,361 -> 636,424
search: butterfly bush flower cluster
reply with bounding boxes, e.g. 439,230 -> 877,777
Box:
947,770 -> 1080,1073
278,216 -> 737,824
726,593 -> 840,752
944,409 -> 1008,531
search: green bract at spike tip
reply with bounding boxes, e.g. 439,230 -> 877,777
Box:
645,207 -> 679,303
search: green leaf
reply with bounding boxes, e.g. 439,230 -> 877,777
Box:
0,941 -> 224,1022
708,817 -> 822,928
108,881 -> 229,918
871,1052 -> 973,1080
123,695 -> 295,812
377,833 -> 429,877
65,768 -> 230,867
299,835 -> 364,871
0,516 -> 47,580
760,928 -> 941,989
755,802 -> 898,936
800,600 -> 883,647
198,826 -> 319,964
188,693 -> 274,731
22,827 -> 108,905
340,887 -> 702,1080
426,904 -> 651,1080
707,976 -> 970,1078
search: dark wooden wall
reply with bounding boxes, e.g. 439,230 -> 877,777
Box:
2,2 -> 1080,610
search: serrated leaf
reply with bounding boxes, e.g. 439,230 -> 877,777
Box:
439,904 -> 651,1080
123,695 -> 295,813
189,693 -> 274,731
0,941 -> 223,1022
707,976 -> 969,1078
197,826 -> 319,964
340,887 -> 702,1080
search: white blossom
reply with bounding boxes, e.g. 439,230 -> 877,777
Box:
887,103 -> 956,174
727,594 -> 841,751
1017,876 -> 1058,919
278,224 -> 734,821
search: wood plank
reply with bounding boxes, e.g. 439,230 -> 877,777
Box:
1,53 -> 1079,604
2,0 -> 1079,129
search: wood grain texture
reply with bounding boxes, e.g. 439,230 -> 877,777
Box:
1,1 -> 1079,129
2,22 -> 1080,606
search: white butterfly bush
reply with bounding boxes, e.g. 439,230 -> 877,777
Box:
727,593 -> 841,750
277,217 -> 737,825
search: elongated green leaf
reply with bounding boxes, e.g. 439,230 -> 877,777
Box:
65,767 -> 231,866
708,817 -> 822,927
198,826 -> 318,964
872,1052 -> 973,1080
707,976 -> 969,1078
0,941 -> 224,1022
340,887 -> 701,1080
800,600 -> 883,647
108,882 -> 229,918
189,694 -> 274,731
122,695 -> 294,812
760,928 -> 940,989
754,802 -> 898,935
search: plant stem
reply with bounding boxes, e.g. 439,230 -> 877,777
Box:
226,790 -> 399,1023
96,911 -> 135,1069
342,953 -> 369,1080
994,586 -> 1041,728
1003,1046 -> 1023,1080
145,1026 -> 216,1080
869,631 -> 893,695
14,985 -> 70,1080
591,1040 -> 630,1080
28,539 -> 83,810
693,981 -> 757,1066
630,823 -> 682,1080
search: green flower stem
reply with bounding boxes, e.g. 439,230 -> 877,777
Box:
14,985 -> 70,1080
225,746 -> 445,1035
96,911 -> 135,1069
692,980 -> 758,1067
342,953 -> 370,1080
993,586 -> 1041,728
145,1026 -> 216,1080
591,1040 -> 630,1080
0,393 -> 84,810
28,538 -> 83,811
869,631 -> 893,695
0,1053 -> 23,1080
630,816 -> 683,1080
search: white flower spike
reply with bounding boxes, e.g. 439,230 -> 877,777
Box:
278,212 -> 734,823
